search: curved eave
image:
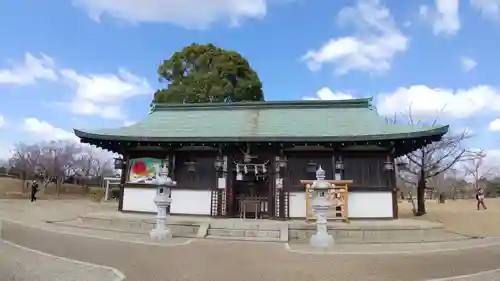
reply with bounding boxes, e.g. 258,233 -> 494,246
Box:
74,125 -> 449,143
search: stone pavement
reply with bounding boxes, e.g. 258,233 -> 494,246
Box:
0,239 -> 121,281
1,199 -> 500,281
287,236 -> 500,254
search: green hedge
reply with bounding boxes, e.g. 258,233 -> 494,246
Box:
89,187 -> 105,202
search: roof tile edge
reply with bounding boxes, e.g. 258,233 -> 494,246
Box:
150,98 -> 373,111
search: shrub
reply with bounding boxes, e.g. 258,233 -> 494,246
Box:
89,187 -> 105,202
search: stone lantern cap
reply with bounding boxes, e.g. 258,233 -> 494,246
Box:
157,176 -> 177,186
155,164 -> 177,186
312,166 -> 332,190
316,166 -> 326,180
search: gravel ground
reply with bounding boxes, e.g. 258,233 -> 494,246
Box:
1,199 -> 500,281
3,221 -> 500,281
287,236 -> 500,254
0,239 -> 121,281
428,269 -> 500,281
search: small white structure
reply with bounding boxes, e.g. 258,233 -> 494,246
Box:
102,177 -> 120,201
150,164 -> 176,240
309,166 -> 336,247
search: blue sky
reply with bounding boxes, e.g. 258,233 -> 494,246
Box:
1,0 -> 500,164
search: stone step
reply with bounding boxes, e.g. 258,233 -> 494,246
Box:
208,220 -> 282,231
207,228 -> 281,239
53,218 -> 199,238
205,235 -> 281,242
288,228 -> 468,244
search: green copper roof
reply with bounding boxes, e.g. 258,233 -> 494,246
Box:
74,98 -> 449,142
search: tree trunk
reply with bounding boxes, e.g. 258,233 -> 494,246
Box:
56,180 -> 61,197
21,178 -> 26,194
416,168 -> 427,216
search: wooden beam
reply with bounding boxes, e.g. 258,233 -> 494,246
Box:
300,179 -> 353,185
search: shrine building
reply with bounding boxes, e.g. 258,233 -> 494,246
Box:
74,98 -> 448,220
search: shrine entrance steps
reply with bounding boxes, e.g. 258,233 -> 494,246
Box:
205,219 -> 286,242
49,211 -> 471,244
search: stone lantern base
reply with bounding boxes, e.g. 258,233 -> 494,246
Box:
310,231 -> 334,247
149,192 -> 172,241
150,227 -> 172,240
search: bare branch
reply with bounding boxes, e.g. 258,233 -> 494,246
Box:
394,107 -> 472,186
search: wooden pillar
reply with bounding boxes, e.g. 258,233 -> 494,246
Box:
333,154 -> 344,217
166,153 -> 173,214
226,153 -> 235,217
269,156 -> 276,219
221,155 -> 228,217
278,158 -> 286,220
385,153 -> 398,219
335,155 -> 345,180
274,153 -> 287,220
169,153 -> 175,180
118,153 -> 129,211
331,155 -> 336,179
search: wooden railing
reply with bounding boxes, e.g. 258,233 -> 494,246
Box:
236,195 -> 268,219
300,180 -> 352,223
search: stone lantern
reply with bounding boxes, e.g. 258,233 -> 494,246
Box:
309,166 -> 335,247
150,163 -> 176,240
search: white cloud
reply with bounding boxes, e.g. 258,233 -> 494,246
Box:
377,85 -> 500,118
302,0 -> 408,75
0,53 -> 57,85
306,85 -> 500,121
303,87 -> 355,100
0,52 -> 150,120
461,56 -> 477,72
124,120 -> 136,126
73,0 -> 269,28
65,100 -> 124,119
488,118 -> 500,131
23,118 -> 78,142
419,0 -> 460,36
0,115 -> 12,161
471,0 -> 500,20
0,143 -> 13,161
0,118 -> 118,162
59,68 -> 152,119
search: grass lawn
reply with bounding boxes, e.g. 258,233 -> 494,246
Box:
0,177 -> 91,199
399,197 -> 500,237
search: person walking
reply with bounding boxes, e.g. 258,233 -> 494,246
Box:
476,187 -> 487,210
30,180 -> 38,202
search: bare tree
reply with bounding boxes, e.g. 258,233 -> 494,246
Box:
8,143 -> 41,191
463,150 -> 495,190
73,147 -> 113,187
441,167 -> 469,200
37,140 -> 81,196
7,140 -> 116,196
392,109 -> 475,215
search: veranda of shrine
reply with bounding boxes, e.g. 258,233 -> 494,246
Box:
74,98 -> 449,221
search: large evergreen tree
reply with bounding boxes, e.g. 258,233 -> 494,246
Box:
154,43 -> 264,103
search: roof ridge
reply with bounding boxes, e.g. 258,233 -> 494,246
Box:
150,98 -> 373,112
